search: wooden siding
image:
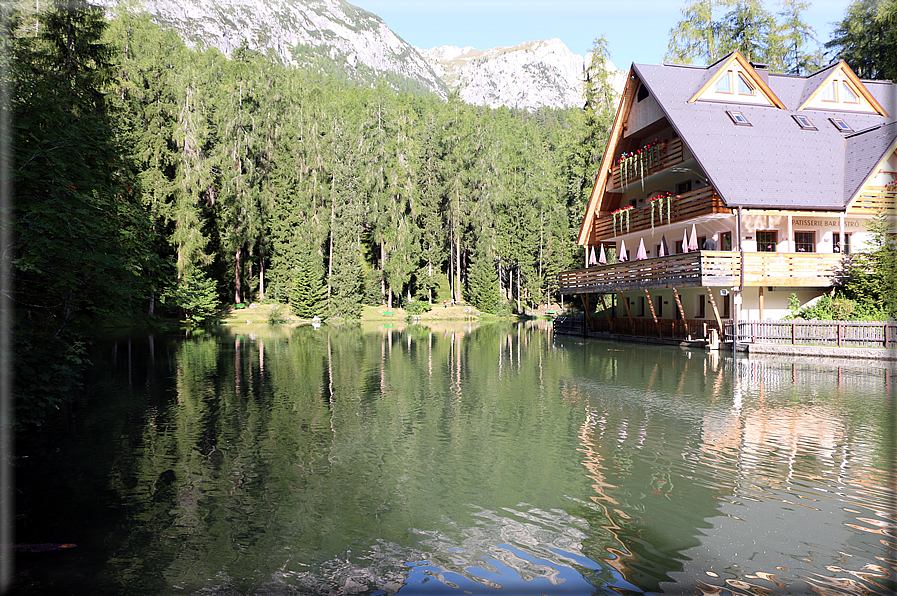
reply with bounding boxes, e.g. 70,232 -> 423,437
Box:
558,251 -> 845,294
589,185 -> 730,243
610,138 -> 684,189
847,185 -> 897,215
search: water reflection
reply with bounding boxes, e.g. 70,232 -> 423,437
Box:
12,323 -> 896,595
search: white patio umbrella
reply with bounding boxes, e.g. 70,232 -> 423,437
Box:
659,234 -> 669,257
599,244 -> 607,265
588,246 -> 598,266
681,228 -> 690,253
618,239 -> 628,262
688,224 -> 700,251
635,238 -> 648,260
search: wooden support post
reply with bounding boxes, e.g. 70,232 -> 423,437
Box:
706,287 -> 723,336
645,290 -> 661,337
619,292 -> 635,335
598,293 -> 614,332
759,286 -> 765,320
582,294 -> 593,334
672,288 -> 686,338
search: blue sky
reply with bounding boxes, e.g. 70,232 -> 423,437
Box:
355,0 -> 854,68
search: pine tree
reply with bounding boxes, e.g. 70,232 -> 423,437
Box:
466,247 -> 500,314
666,0 -> 720,64
289,238 -> 326,318
825,0 -> 897,81
12,0 -> 152,425
777,0 -> 822,75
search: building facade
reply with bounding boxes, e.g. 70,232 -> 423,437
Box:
559,51 -> 896,337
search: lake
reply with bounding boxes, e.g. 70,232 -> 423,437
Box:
12,321 -> 896,595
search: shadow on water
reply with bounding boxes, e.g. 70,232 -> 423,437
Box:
12,323 -> 896,595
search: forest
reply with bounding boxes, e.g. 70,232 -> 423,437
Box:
7,0 -> 895,426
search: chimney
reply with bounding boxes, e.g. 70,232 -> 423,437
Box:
750,61 -> 769,85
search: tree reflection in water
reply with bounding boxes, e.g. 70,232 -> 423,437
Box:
12,323 -> 896,595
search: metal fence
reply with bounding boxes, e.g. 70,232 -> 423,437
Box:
729,320 -> 897,349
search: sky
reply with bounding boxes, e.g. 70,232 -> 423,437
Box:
354,0 -> 856,68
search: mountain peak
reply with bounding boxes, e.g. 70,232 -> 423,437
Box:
97,0 -> 623,110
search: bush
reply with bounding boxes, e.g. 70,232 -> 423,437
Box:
404,300 -> 431,316
169,269 -> 220,326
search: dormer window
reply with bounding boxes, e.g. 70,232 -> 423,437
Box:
829,117 -> 852,132
727,110 -> 750,126
737,73 -> 754,95
822,81 -> 837,102
793,115 -> 816,130
715,72 -> 732,94
841,82 -> 859,103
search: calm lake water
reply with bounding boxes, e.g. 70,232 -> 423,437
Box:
13,321 -> 896,595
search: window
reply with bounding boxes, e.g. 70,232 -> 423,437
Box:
637,84 -> 649,102
833,233 -> 851,254
737,73 -> 754,95
655,295 -> 663,318
792,114 -> 817,130
715,72 -> 732,93
676,180 -> 692,194
727,110 -> 751,126
795,231 -> 815,252
822,80 -> 837,102
722,294 -> 730,318
830,117 -> 853,132
720,231 -> 733,251
841,82 -> 859,103
638,296 -> 645,317
697,294 -> 706,318
675,240 -> 684,254
757,230 -> 778,252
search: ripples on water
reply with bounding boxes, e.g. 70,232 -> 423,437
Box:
12,324 -> 897,595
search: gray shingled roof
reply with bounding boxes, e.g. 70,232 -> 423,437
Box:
634,58 -> 896,210
844,121 -> 897,201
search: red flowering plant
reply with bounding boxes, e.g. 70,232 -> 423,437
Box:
650,192 -> 673,231
612,205 -> 633,236
616,138 -> 665,189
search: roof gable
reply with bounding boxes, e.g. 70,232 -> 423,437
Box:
688,51 -> 785,109
844,122 -> 897,213
798,61 -> 889,117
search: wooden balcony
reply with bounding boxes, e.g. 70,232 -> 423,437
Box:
590,185 -> 730,242
610,138 -> 684,189
558,251 -> 846,294
848,186 -> 896,215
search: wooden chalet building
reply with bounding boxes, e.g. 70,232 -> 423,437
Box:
558,51 -> 897,341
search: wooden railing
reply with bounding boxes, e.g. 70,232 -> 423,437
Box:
591,185 -> 730,241
610,138 -> 684,189
847,186 -> 896,215
558,251 -> 846,294
730,320 -> 897,349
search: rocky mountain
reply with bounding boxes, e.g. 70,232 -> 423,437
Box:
418,39 -> 623,110
97,0 -> 449,97
97,0 -> 624,110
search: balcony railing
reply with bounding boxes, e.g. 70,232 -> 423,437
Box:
610,138 -> 684,189
558,251 -> 846,294
847,186 -> 896,215
590,185 -> 730,242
